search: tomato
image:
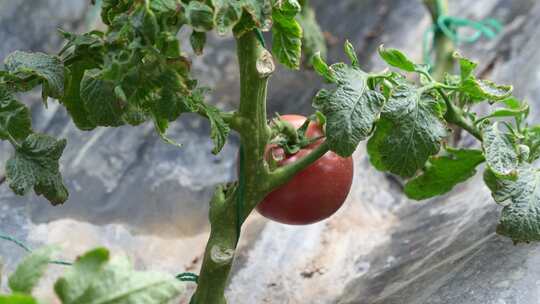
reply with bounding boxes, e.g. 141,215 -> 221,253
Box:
256,114 -> 354,225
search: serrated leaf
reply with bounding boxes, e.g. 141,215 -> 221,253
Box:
482,123 -> 518,177
405,149 -> 485,200
0,87 -> 32,141
8,247 -> 56,294
54,248 -> 110,304
295,2 -> 326,65
484,164 -> 540,243
185,1 -> 214,32
460,78 -> 513,102
453,52 -> 478,80
201,104 -> 230,155
272,8 -> 302,69
4,51 -> 64,99
6,134 -> 68,205
55,248 -> 184,304
367,85 -> 447,177
378,45 -> 416,72
80,70 -> 125,127
0,294 -> 39,304
314,63 -> 385,157
190,31 -> 207,56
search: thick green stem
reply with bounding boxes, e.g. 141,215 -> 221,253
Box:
235,31 -> 275,214
190,186 -> 238,304
423,0 -> 454,81
191,26 -> 337,303
437,88 -> 483,141
191,31 -> 274,304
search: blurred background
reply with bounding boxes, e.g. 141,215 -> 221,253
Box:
1,0 -> 540,303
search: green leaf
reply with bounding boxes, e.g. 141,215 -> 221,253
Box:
404,148 -> 485,200
80,70 -> 125,127
524,126 -> 540,162
378,45 -> 416,72
58,30 -> 104,71
314,63 -> 385,157
453,53 -> 513,103
54,248 -> 184,304
190,31 -> 207,56
453,52 -> 477,80
158,32 -> 182,58
484,164 -> 540,243
272,3 -> 303,69
8,247 -> 56,294
152,117 -> 183,148
61,62 -> 97,130
0,87 -> 32,141
54,248 -> 110,304
344,40 -> 359,68
482,122 -> 518,178
475,103 -> 529,125
101,0 -> 132,25
367,85 -> 447,177
6,134 -> 68,205
501,96 -> 522,110
0,294 -> 39,304
211,0 -> 243,35
230,0 -> 273,36
311,52 -> 334,82
296,2 -> 327,65
4,51 -> 64,99
460,78 -> 513,102
201,103 -> 230,155
185,1 -> 214,32
150,0 -> 180,14
243,0 -> 272,30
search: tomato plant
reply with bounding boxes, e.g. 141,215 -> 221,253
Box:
0,0 -> 536,303
257,114 -> 354,225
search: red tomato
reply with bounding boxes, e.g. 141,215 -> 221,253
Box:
256,114 -> 354,225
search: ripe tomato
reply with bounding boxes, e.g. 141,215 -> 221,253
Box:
256,114 -> 354,225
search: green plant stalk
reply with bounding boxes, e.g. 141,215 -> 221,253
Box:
190,30 -> 272,304
191,30 -> 335,304
437,88 -> 483,141
190,186 -> 238,304
423,0 -> 454,81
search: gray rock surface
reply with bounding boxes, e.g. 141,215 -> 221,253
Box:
1,0 -> 540,303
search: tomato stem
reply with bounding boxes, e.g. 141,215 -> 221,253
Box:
191,30 -> 274,304
191,29 -> 336,304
